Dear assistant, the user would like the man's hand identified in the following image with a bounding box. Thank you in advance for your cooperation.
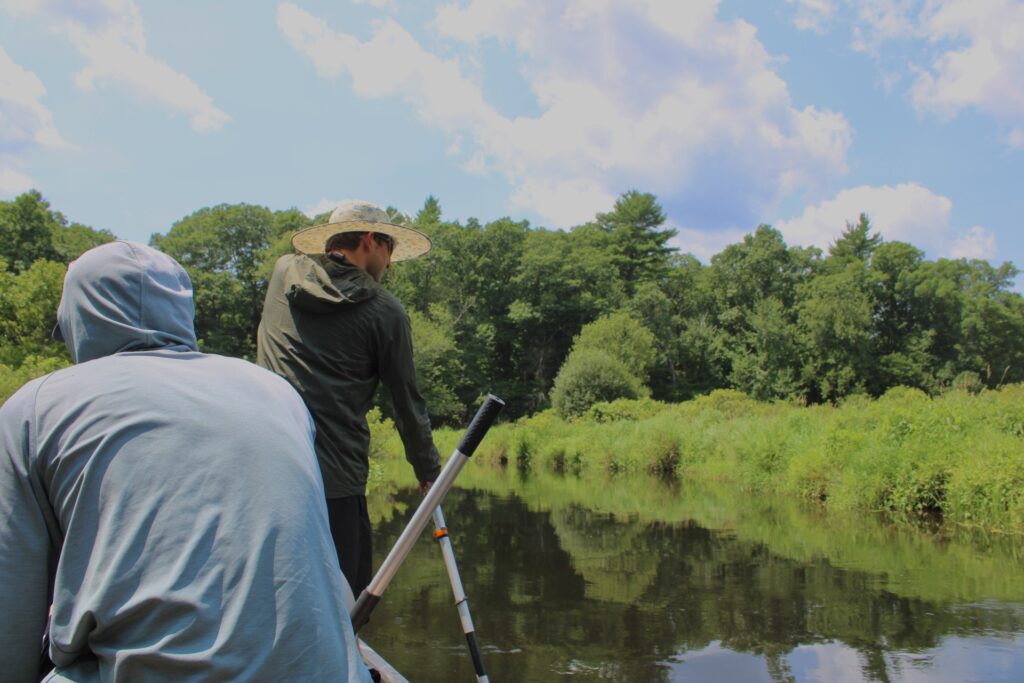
[418,480,433,496]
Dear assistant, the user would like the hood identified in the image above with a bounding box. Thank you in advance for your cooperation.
[282,253,378,314]
[56,240,199,363]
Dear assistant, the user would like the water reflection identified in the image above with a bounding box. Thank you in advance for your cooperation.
[361,479,1024,682]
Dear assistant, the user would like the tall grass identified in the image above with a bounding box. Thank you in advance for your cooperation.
[372,385,1024,534]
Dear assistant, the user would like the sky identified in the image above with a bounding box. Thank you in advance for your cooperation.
[2,0,1024,277]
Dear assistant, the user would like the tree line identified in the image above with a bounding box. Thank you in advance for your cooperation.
[2,189,1022,422]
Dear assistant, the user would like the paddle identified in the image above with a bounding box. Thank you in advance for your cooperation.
[350,394,505,632]
[432,505,489,682]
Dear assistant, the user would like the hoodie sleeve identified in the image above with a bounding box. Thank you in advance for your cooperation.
[0,381,60,683]
[377,302,442,484]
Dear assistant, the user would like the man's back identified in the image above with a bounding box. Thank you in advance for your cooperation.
[257,252,439,498]
[1,349,369,682]
[0,240,370,683]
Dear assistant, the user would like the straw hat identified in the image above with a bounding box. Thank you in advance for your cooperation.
[291,200,431,262]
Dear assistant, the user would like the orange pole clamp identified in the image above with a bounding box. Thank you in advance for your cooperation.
[433,528,449,540]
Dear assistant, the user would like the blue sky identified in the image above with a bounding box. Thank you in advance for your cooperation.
[2,0,1023,277]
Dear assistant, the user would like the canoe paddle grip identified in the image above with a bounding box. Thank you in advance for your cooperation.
[456,394,505,457]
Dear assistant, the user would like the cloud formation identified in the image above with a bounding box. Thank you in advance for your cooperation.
[0,45,70,194]
[278,0,851,229]
[911,0,1024,147]
[789,0,1024,149]
[787,0,837,34]
[775,182,996,260]
[0,0,229,133]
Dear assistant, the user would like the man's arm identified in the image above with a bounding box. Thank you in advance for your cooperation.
[0,383,59,683]
[377,306,442,484]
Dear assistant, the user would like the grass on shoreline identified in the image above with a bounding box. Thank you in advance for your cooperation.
[372,385,1024,534]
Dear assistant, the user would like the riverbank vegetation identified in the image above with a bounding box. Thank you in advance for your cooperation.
[371,386,1024,534]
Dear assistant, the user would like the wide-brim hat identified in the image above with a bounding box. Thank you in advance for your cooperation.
[291,199,431,262]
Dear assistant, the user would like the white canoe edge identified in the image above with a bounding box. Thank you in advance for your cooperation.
[357,639,409,683]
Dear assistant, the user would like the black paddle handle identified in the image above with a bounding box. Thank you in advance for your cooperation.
[456,394,505,457]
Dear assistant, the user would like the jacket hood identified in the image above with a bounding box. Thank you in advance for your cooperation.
[56,241,199,363]
[282,253,378,314]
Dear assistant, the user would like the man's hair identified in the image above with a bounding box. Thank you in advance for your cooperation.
[325,231,366,252]
[325,231,395,253]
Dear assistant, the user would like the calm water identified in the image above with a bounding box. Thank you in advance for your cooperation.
[361,473,1024,682]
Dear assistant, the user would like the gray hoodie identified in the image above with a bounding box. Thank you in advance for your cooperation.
[0,241,370,683]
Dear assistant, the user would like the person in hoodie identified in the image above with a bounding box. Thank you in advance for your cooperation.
[0,241,371,683]
[257,200,441,597]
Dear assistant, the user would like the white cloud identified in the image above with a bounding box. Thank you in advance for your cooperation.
[1007,128,1024,150]
[352,0,397,10]
[851,0,917,50]
[788,0,838,34]
[0,0,229,133]
[0,44,67,197]
[910,0,1024,133]
[303,197,344,218]
[0,45,69,153]
[776,182,995,259]
[809,0,1024,147]
[0,166,34,194]
[670,224,748,263]
[509,177,617,229]
[279,0,851,229]
[948,225,997,260]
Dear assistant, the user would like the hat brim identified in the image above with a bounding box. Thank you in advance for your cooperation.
[291,220,431,262]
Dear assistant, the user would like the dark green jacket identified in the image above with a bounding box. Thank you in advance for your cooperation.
[257,253,441,497]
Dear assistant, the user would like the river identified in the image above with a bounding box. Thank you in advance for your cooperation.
[360,468,1024,682]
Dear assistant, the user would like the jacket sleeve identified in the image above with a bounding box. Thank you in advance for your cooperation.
[377,304,442,484]
[0,382,60,683]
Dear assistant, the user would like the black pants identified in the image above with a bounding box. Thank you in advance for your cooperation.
[325,494,372,597]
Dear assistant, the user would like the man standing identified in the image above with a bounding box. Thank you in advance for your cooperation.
[0,241,371,682]
[257,200,441,597]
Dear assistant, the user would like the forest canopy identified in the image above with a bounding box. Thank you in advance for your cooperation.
[2,189,1023,423]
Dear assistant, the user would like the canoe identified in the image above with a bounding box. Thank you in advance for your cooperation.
[358,639,408,683]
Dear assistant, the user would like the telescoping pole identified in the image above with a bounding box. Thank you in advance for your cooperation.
[432,505,489,682]
[350,394,505,633]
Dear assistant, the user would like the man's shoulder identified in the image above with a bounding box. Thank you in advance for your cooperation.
[370,287,410,321]
[0,373,54,422]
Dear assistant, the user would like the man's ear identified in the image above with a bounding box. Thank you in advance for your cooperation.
[360,232,376,251]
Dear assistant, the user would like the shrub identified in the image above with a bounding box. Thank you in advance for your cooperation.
[688,388,762,419]
[571,310,657,379]
[550,349,647,419]
[586,397,667,423]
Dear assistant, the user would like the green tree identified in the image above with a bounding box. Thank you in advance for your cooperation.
[0,258,69,367]
[0,191,59,271]
[508,225,624,412]
[707,226,818,398]
[50,221,115,263]
[729,297,802,401]
[708,225,818,334]
[868,241,935,392]
[0,191,113,271]
[387,199,532,418]
[797,262,876,402]
[407,308,465,424]
[676,313,730,399]
[152,203,310,357]
[595,190,677,291]
[829,213,882,264]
